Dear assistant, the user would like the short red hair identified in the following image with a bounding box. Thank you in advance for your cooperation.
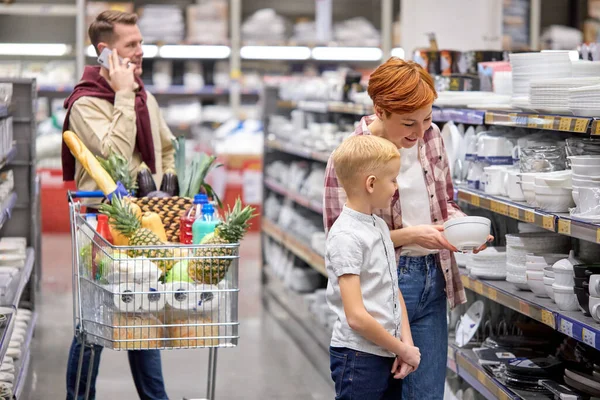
[367,57,437,116]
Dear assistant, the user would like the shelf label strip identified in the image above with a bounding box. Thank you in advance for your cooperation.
[558,219,572,235]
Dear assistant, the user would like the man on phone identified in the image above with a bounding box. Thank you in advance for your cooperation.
[62,10,174,400]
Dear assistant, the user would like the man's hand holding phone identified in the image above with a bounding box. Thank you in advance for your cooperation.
[107,49,135,94]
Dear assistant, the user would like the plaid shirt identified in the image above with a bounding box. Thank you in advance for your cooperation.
[323,115,467,309]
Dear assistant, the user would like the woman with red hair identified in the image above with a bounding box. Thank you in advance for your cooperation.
[324,57,490,399]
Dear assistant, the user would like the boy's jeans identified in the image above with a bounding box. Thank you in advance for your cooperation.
[330,347,403,399]
[398,254,448,400]
[66,335,168,400]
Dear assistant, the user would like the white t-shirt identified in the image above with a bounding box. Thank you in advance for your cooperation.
[398,145,438,256]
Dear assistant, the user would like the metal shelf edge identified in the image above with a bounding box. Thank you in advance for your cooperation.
[0,193,18,232]
[13,311,36,399]
[12,248,35,308]
[261,219,327,277]
[264,178,323,214]
[265,138,331,163]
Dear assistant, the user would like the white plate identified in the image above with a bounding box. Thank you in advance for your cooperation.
[455,300,485,347]
[569,212,600,223]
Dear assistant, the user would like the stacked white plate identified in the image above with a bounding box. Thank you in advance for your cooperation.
[569,84,600,117]
[506,233,571,290]
[571,60,600,77]
[466,247,507,280]
[530,78,600,114]
[510,52,572,109]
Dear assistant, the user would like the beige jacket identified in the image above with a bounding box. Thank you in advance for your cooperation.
[67,90,175,195]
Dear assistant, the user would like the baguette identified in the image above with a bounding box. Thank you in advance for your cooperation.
[63,131,118,195]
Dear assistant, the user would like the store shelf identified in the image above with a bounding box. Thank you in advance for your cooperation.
[264,178,323,214]
[276,99,373,116]
[485,111,592,134]
[461,268,600,353]
[0,105,8,119]
[38,84,261,97]
[0,311,14,377]
[0,3,76,16]
[0,146,16,171]
[457,188,556,232]
[261,218,326,277]
[432,108,485,125]
[265,137,330,163]
[12,249,35,308]
[0,193,17,233]
[450,345,520,400]
[13,311,36,399]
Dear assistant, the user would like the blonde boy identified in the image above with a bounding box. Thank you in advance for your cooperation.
[326,135,420,399]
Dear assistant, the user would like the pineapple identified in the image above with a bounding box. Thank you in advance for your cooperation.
[188,198,255,284]
[96,150,138,195]
[100,196,174,273]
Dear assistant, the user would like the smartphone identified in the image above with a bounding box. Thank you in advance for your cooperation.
[97,48,127,69]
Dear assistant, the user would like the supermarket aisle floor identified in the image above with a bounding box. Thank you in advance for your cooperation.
[29,233,334,400]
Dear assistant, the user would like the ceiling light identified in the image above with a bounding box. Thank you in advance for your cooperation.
[311,47,383,61]
[159,45,230,59]
[391,48,405,59]
[86,44,158,59]
[0,43,71,56]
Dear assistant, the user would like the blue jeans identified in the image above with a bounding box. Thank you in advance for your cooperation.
[66,335,168,400]
[398,254,448,400]
[330,347,403,400]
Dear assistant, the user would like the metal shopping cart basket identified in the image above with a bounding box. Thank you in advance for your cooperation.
[68,191,240,400]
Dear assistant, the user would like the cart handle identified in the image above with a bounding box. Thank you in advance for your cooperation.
[68,190,105,200]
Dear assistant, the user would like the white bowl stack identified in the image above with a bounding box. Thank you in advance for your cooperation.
[552,253,580,312]
[506,233,571,291]
[530,77,600,114]
[509,52,572,109]
[543,266,555,301]
[533,170,574,212]
[568,84,600,117]
[466,247,507,280]
[569,156,600,210]
[526,253,568,297]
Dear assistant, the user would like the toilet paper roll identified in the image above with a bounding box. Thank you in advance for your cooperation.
[112,283,142,313]
[193,284,220,315]
[164,282,199,311]
[140,283,166,312]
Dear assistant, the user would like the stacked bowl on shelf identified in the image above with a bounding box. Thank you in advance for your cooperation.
[569,155,600,221]
[574,263,600,321]
[506,233,570,290]
[552,253,580,312]
[530,78,600,114]
[465,247,507,280]
[568,84,600,117]
[526,253,569,297]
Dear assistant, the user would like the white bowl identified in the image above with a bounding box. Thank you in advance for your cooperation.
[527,275,548,298]
[535,193,575,212]
[571,164,600,176]
[553,267,575,287]
[527,253,570,265]
[526,262,548,271]
[568,155,600,165]
[545,283,555,301]
[543,276,555,286]
[544,266,555,278]
[520,172,539,183]
[523,188,536,206]
[443,217,491,252]
[534,185,572,195]
[552,283,579,311]
[572,177,600,188]
[534,171,572,188]
[573,188,580,206]
[527,270,545,280]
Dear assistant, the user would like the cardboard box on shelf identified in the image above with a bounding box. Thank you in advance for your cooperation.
[186,1,229,44]
[86,2,135,45]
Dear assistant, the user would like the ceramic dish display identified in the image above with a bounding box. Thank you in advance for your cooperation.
[552,284,579,311]
[455,300,484,347]
[444,217,491,252]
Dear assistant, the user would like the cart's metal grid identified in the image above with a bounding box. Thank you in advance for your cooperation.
[68,192,240,400]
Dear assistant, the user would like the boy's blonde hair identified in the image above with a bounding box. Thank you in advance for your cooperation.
[332,135,400,191]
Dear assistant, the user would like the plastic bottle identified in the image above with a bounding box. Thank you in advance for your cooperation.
[192,203,220,244]
[179,194,209,244]
[92,214,113,281]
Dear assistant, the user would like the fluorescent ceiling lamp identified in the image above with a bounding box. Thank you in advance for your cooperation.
[311,46,383,61]
[391,48,405,59]
[86,44,158,58]
[0,43,71,56]
[241,46,311,60]
[159,45,230,59]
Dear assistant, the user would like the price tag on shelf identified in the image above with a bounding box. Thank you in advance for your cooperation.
[575,119,589,133]
[597,228,600,244]
[524,211,535,223]
[490,200,499,213]
[527,115,539,128]
[560,319,574,338]
[519,301,530,315]
[541,310,555,328]
[484,113,494,124]
[473,281,484,295]
[487,288,498,301]
[595,121,600,136]
[583,328,596,347]
[477,370,486,383]
[471,194,480,207]
[498,393,510,400]
[498,203,509,216]
[543,116,555,130]
[509,206,519,220]
[543,215,555,231]
[559,117,573,131]
[558,219,572,235]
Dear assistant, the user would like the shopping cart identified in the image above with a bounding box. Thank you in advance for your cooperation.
[68,191,240,400]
